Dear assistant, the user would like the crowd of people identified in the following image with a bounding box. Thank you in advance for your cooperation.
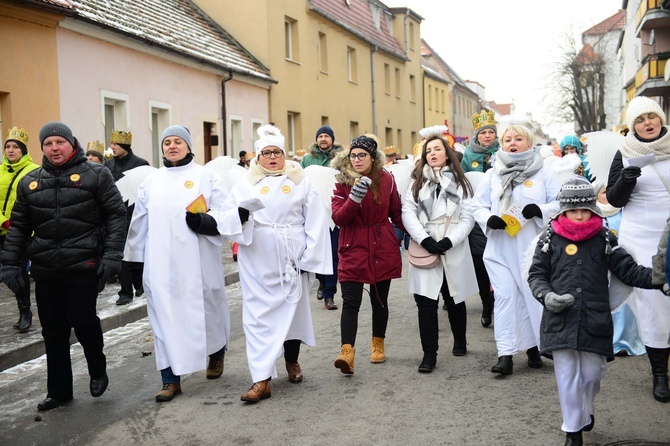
[3,95,670,446]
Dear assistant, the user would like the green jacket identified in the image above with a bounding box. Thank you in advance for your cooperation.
[300,143,344,168]
[0,154,39,236]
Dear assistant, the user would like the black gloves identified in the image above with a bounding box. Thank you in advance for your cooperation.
[238,207,250,224]
[487,215,507,230]
[185,212,220,236]
[1,265,25,295]
[437,237,453,252]
[420,237,444,254]
[97,257,121,293]
[521,204,542,219]
[621,166,642,183]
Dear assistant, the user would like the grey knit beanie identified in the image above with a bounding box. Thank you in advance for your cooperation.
[161,125,192,152]
[554,175,603,218]
[39,121,75,149]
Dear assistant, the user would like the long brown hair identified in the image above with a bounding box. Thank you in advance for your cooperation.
[410,135,473,202]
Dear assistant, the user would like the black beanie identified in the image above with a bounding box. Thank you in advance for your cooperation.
[350,135,377,159]
[315,125,335,142]
[39,121,75,149]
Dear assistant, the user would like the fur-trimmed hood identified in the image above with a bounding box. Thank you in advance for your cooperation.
[330,147,386,186]
[309,143,344,159]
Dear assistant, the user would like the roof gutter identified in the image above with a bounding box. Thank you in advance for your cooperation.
[371,45,378,136]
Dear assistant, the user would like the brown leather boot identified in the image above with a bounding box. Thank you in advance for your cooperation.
[334,344,355,374]
[240,379,271,402]
[206,356,224,379]
[371,336,386,363]
[286,361,303,383]
[155,383,181,402]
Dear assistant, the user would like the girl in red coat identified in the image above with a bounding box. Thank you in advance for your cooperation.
[331,135,405,374]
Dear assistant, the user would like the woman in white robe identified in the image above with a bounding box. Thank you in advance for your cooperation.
[124,125,241,402]
[402,132,478,373]
[471,124,559,375]
[223,125,332,403]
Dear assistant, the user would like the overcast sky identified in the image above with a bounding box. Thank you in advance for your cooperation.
[383,0,623,138]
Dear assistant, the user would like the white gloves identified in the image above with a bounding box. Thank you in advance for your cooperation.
[544,292,575,313]
[349,176,372,203]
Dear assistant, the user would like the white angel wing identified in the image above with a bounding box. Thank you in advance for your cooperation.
[464,171,485,196]
[387,160,414,203]
[582,131,624,186]
[303,165,338,229]
[204,156,248,193]
[521,232,542,286]
[544,153,582,186]
[115,165,158,206]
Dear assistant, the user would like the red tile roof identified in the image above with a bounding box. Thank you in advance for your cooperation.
[575,43,601,65]
[583,10,625,36]
[308,0,407,60]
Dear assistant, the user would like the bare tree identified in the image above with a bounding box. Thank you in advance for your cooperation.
[552,33,607,133]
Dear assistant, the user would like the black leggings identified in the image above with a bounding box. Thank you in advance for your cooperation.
[284,339,301,363]
[340,280,391,346]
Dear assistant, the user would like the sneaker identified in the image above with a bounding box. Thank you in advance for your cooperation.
[316,283,325,300]
[324,298,338,310]
[115,296,133,306]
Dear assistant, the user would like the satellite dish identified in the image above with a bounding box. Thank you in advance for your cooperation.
[665,65,670,82]
[649,30,655,46]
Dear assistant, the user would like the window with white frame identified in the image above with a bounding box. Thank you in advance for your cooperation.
[149,100,171,166]
[285,17,299,62]
[347,47,357,83]
[286,112,301,154]
[230,116,243,154]
[319,32,328,73]
[101,90,129,149]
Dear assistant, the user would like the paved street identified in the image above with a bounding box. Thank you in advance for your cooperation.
[0,250,669,445]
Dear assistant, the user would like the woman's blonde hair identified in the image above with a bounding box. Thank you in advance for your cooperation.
[499,124,534,147]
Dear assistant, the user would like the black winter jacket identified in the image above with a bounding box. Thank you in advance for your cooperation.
[528,228,655,359]
[1,144,127,280]
[104,149,150,182]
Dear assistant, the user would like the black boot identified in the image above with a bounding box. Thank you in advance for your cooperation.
[646,346,670,403]
[480,289,494,328]
[444,294,467,356]
[491,355,513,375]
[14,290,32,333]
[564,430,583,446]
[415,294,438,372]
[527,346,543,368]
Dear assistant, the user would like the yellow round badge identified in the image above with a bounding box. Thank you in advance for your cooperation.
[611,229,618,237]
[29,181,38,190]
[523,180,533,188]
[472,161,479,168]
[282,185,291,194]
[184,181,194,189]
[70,174,80,182]
[565,244,578,255]
[260,186,270,194]
[507,217,519,228]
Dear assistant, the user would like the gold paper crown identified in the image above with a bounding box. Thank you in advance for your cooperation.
[471,110,497,132]
[295,148,307,157]
[87,140,104,152]
[110,130,132,145]
[412,142,422,160]
[384,145,397,155]
[6,127,29,146]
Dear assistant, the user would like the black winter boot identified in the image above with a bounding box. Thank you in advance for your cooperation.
[14,291,32,333]
[415,294,438,372]
[646,346,670,403]
[564,430,583,446]
[444,294,467,356]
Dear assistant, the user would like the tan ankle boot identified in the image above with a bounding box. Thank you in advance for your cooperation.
[155,383,181,402]
[240,378,271,402]
[371,336,386,363]
[206,356,224,379]
[285,361,303,383]
[334,344,355,374]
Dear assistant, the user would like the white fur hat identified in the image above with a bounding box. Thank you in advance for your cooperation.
[254,124,285,156]
[625,96,666,131]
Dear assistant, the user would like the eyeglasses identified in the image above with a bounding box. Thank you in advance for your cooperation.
[260,149,284,158]
[349,152,369,161]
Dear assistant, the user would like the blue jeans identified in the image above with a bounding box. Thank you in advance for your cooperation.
[316,227,340,299]
[160,345,226,384]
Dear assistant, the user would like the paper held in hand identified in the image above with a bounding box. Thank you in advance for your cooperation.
[501,203,528,237]
[186,194,208,213]
[623,153,657,168]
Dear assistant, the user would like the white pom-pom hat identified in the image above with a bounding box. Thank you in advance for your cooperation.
[254,124,285,156]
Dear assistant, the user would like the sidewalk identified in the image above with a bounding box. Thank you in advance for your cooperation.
[0,244,239,372]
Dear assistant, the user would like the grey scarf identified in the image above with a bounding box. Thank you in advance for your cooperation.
[493,148,543,211]
[418,165,461,221]
[469,137,500,155]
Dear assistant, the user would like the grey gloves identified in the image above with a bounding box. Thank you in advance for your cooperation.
[544,292,575,313]
[350,176,372,203]
[98,257,122,293]
[1,265,25,295]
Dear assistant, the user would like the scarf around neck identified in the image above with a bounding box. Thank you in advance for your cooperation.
[469,138,500,154]
[417,164,461,221]
[493,148,543,211]
[247,158,305,186]
[619,126,670,161]
[552,214,603,242]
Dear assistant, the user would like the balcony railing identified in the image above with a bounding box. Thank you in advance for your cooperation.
[636,0,670,32]
[634,52,670,96]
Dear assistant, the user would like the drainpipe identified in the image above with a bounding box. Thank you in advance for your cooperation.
[221,71,233,156]
[370,46,378,135]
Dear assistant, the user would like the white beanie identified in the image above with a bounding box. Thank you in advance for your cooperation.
[254,124,285,156]
[625,96,666,131]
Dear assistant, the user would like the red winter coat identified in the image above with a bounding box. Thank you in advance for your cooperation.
[331,149,405,284]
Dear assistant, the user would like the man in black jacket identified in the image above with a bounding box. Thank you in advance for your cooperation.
[0,121,126,411]
[105,130,149,305]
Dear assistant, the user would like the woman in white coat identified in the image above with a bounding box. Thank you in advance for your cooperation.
[124,125,241,402]
[222,125,332,403]
[471,123,560,375]
[402,133,478,372]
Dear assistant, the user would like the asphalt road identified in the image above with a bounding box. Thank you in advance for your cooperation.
[0,257,669,446]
